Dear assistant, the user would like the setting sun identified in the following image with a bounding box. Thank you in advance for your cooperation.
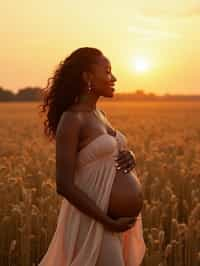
[132,56,151,73]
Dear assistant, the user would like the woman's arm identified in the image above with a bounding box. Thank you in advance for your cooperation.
[57,181,113,226]
[56,111,113,226]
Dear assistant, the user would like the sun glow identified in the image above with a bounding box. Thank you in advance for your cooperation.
[132,56,151,73]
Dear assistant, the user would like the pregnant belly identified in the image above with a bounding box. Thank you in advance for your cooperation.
[107,169,144,219]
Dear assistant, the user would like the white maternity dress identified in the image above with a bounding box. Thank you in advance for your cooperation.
[38,129,146,266]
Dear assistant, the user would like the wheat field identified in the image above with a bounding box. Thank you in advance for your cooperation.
[1,101,200,266]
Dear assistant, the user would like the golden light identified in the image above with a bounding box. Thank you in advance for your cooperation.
[132,56,151,73]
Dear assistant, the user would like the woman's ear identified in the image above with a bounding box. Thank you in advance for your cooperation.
[82,71,94,84]
[82,71,90,84]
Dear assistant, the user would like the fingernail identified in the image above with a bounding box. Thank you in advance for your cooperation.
[117,166,121,170]
[124,169,128,173]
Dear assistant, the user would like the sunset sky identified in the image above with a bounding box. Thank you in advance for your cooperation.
[1,1,200,95]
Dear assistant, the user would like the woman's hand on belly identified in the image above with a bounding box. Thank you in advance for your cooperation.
[115,149,136,174]
[104,216,137,233]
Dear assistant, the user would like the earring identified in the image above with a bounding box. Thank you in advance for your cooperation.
[88,81,92,93]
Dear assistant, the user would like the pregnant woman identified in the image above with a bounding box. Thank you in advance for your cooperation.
[38,47,146,266]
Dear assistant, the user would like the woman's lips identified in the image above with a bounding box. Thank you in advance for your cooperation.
[109,84,115,91]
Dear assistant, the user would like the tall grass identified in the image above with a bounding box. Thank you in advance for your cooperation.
[0,101,200,266]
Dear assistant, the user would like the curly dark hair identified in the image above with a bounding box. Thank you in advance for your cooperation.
[39,47,103,142]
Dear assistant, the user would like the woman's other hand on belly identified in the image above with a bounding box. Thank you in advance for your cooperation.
[114,149,136,174]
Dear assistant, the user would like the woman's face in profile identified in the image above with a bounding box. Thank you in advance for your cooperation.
[90,55,117,97]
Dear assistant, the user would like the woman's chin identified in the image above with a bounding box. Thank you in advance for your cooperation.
[102,89,115,97]
[109,89,115,96]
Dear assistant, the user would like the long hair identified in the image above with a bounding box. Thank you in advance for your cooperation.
[39,47,103,142]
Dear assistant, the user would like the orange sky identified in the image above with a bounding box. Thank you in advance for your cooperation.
[1,1,200,95]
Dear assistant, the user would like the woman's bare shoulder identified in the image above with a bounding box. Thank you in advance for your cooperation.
[56,110,83,137]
